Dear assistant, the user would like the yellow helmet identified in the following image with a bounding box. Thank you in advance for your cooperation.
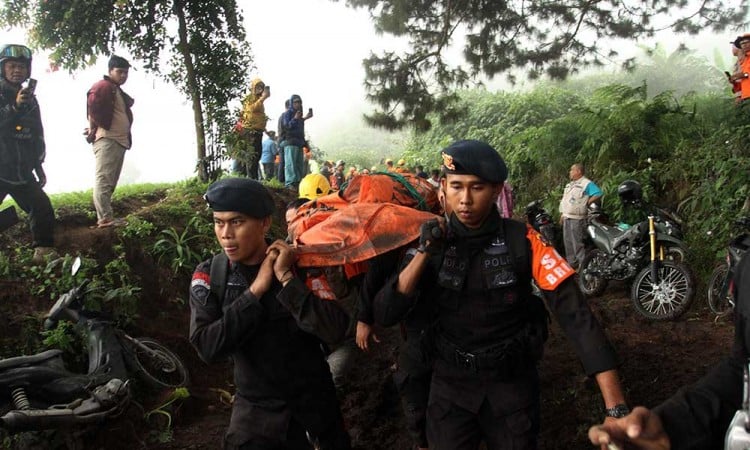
[299,173,332,200]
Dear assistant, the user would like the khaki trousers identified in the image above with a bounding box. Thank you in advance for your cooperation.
[92,138,127,222]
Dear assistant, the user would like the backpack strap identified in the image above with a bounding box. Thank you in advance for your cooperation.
[500,218,531,281]
[209,253,229,300]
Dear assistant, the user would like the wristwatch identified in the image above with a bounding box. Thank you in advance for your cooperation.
[605,403,630,418]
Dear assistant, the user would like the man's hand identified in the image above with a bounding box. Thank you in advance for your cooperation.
[268,240,296,283]
[356,321,380,351]
[418,218,445,254]
[15,87,32,108]
[248,249,278,298]
[588,407,670,450]
[730,71,748,83]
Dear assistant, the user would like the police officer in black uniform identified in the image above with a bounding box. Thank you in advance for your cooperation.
[589,250,750,450]
[189,178,351,450]
[373,140,627,450]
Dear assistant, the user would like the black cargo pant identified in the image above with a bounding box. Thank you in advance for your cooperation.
[426,366,540,450]
[224,417,350,450]
[393,328,432,448]
[0,180,54,247]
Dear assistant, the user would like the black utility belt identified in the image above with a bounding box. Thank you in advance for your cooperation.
[435,333,527,373]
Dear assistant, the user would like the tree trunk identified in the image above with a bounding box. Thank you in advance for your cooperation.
[173,0,208,181]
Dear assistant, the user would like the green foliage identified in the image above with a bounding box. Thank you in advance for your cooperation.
[223,127,257,167]
[24,255,97,298]
[41,320,82,361]
[404,51,750,277]
[343,0,748,129]
[0,0,254,180]
[119,216,157,240]
[152,215,210,274]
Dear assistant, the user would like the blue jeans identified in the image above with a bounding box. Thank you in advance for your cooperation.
[284,145,304,188]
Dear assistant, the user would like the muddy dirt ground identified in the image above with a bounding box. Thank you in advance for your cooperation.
[0,206,735,450]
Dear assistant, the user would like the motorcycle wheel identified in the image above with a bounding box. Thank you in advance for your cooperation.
[131,337,189,389]
[578,250,609,297]
[707,263,734,315]
[661,245,686,264]
[631,261,694,321]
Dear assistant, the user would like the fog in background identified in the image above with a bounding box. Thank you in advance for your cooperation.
[3,0,745,194]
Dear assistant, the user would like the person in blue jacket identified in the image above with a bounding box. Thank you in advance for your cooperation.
[281,94,312,189]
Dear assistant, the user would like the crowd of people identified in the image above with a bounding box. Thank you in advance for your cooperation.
[190,139,633,450]
[4,33,750,449]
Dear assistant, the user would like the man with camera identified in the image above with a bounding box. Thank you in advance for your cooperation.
[0,43,55,263]
[238,78,271,179]
[281,94,313,189]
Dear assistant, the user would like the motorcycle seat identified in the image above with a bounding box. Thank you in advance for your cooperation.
[0,349,63,371]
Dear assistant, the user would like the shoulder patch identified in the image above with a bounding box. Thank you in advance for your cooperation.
[526,227,574,291]
[191,271,211,305]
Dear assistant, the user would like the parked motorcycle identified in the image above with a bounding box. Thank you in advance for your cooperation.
[0,257,189,436]
[525,199,557,245]
[706,217,750,315]
[577,180,694,320]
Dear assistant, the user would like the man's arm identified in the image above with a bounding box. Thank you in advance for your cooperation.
[188,262,265,364]
[543,278,625,409]
[87,80,114,129]
[269,240,350,345]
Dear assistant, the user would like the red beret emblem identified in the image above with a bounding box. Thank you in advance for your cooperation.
[441,152,455,170]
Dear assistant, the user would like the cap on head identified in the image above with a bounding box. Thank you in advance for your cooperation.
[397,159,406,166]
[298,173,332,200]
[108,55,130,71]
[335,160,345,168]
[385,158,393,165]
[204,178,275,218]
[440,139,507,184]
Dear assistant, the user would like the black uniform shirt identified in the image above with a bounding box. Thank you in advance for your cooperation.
[188,258,349,444]
[373,218,618,413]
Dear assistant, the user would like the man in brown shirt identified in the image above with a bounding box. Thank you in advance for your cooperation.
[86,55,133,228]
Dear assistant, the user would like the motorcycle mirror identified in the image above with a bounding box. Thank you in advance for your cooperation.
[71,257,81,276]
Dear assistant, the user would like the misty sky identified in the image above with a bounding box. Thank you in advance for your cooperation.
[3,0,746,194]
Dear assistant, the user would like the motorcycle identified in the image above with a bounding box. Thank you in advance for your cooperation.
[577,204,694,320]
[706,217,750,315]
[0,257,189,437]
[524,199,557,245]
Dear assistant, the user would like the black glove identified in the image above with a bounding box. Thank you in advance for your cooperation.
[418,219,444,254]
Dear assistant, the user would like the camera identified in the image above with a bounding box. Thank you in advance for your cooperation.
[25,78,37,95]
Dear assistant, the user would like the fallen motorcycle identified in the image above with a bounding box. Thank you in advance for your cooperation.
[0,257,189,436]
[577,180,694,320]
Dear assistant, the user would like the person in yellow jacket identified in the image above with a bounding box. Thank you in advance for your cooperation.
[237,78,270,179]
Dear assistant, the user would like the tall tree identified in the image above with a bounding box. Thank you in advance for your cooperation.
[343,0,749,131]
[0,0,253,181]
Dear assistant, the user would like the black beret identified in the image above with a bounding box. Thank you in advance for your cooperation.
[440,140,507,183]
[204,178,275,218]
